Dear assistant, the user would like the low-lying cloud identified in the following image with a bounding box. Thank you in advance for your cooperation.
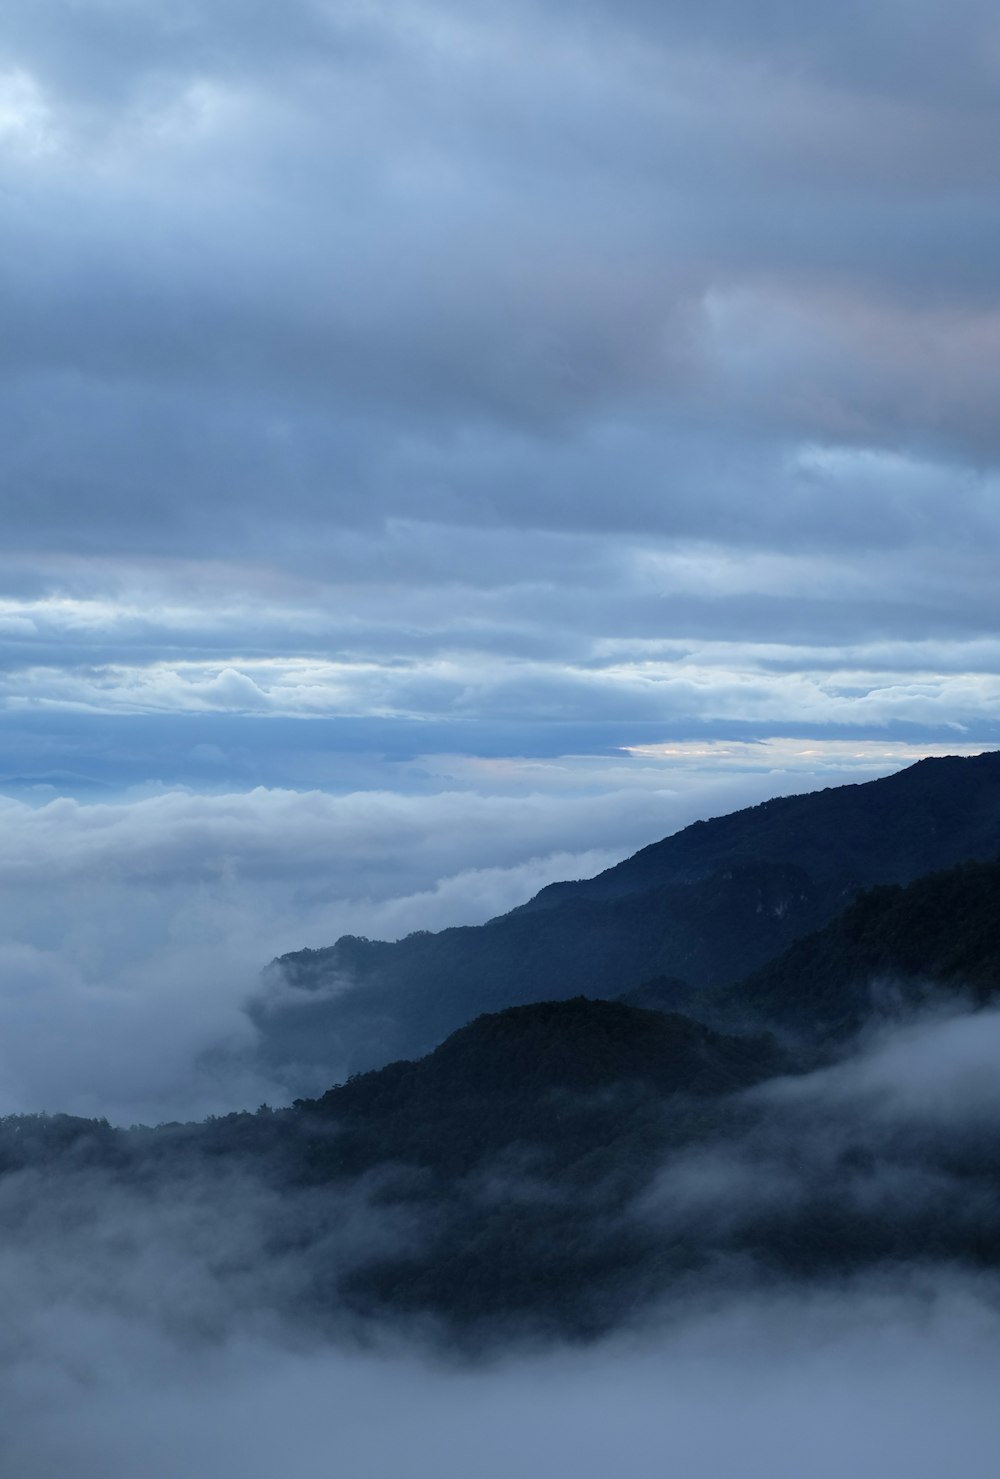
[0,788,687,1118]
[0,786,636,1121]
[640,1005,1000,1258]
[2,1174,998,1479]
[767,1003,1000,1127]
[2,986,1000,1475]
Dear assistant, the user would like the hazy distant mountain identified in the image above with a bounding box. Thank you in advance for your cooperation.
[252,751,1000,1088]
[252,859,836,1091]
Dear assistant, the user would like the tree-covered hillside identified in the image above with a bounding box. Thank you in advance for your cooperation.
[726,856,1000,1041]
[253,751,1000,1088]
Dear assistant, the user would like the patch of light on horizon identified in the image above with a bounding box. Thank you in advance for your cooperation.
[622,738,991,773]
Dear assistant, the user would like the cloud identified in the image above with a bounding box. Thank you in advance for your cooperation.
[1,9,998,1470]
[0,0,999,750]
[1,902,999,1476]
[1,0,998,502]
[766,1005,1000,1129]
[2,1217,999,1479]
[635,1005,1000,1266]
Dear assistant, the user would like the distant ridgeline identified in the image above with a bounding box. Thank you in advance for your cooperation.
[251,750,1000,1090]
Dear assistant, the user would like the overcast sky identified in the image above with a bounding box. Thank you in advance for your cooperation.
[1,0,999,801]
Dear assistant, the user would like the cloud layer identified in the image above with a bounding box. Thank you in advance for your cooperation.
[6,1273,1000,1479]
[1,0,999,750]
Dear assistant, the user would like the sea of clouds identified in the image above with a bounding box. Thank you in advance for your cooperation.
[0,751,920,1124]
[5,1272,1000,1479]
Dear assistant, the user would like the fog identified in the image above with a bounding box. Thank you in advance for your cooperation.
[767,1003,1000,1128]
[0,760,996,1479]
[0,784,644,1121]
[4,1252,999,1479]
[635,1003,1000,1249]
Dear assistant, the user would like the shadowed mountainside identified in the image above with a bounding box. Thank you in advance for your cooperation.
[725,854,1000,1042]
[0,997,790,1337]
[251,751,1000,1088]
[291,996,787,1181]
[521,749,1000,908]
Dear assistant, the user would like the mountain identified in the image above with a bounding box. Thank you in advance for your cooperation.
[0,998,789,1338]
[252,860,836,1091]
[725,855,1000,1042]
[521,749,1000,908]
[251,751,1000,1088]
[291,997,787,1181]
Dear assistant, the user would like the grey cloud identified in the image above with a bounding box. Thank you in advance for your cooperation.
[3,1202,1000,1479]
[765,1005,1000,1129]
[629,1005,1000,1289]
[0,0,383,103]
[566,0,1000,110]
[1,0,999,760]
[2,0,998,467]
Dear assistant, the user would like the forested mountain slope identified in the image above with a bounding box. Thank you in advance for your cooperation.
[522,749,1000,909]
[725,855,1000,1042]
[252,752,1000,1088]
[253,860,836,1089]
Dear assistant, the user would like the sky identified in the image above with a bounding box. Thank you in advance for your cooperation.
[2,0,1000,789]
[2,0,1000,1121]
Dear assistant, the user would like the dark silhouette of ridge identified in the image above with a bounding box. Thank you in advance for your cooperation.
[521,750,1000,908]
[725,854,1000,1041]
[251,751,1000,1089]
[294,996,785,1174]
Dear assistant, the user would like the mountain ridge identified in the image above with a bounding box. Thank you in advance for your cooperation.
[520,750,1000,909]
[252,751,1000,1088]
